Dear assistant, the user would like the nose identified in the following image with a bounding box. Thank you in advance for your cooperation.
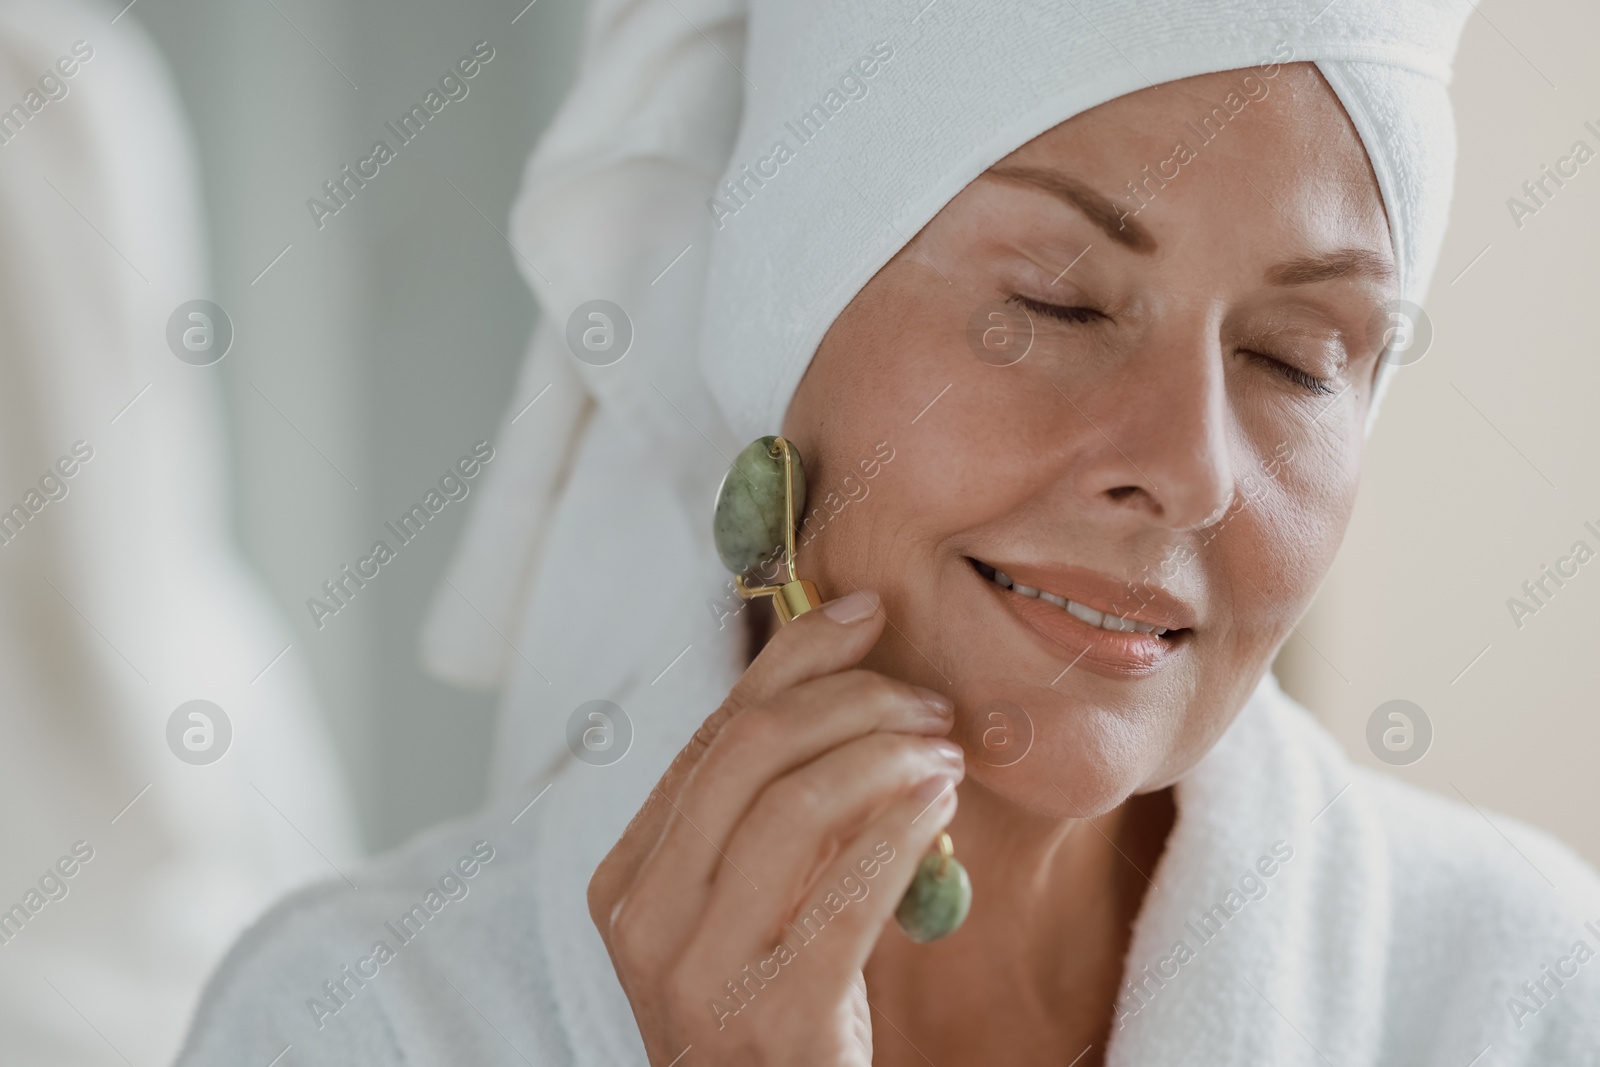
[1063,312,1235,532]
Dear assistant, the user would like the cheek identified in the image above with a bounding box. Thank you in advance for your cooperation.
[786,288,995,562]
[1228,432,1362,618]
[1162,439,1359,783]
[789,341,1066,612]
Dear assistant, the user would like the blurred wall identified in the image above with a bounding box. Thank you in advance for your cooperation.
[1277,0,1600,868]
[132,0,583,851]
[0,2,366,1061]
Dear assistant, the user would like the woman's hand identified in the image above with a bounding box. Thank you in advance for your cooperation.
[588,589,963,1065]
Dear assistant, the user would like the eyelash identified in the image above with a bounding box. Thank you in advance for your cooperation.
[1243,352,1336,396]
[1009,294,1337,397]
[1009,294,1104,325]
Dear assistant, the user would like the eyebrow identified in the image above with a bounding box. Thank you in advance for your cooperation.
[983,164,1157,253]
[983,163,1396,287]
[1266,247,1396,287]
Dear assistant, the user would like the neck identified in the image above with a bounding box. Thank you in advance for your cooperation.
[948,774,1173,983]
[865,774,1174,1063]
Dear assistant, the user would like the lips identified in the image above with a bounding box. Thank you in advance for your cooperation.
[968,556,1196,678]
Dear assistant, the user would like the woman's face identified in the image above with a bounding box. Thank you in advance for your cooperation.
[782,63,1397,817]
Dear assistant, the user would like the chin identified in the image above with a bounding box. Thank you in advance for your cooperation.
[860,560,1192,820]
[949,677,1175,819]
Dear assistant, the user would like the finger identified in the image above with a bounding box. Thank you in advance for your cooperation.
[732,589,895,710]
[690,732,963,968]
[590,592,904,940]
[712,776,961,1027]
[776,775,960,983]
[660,589,893,800]
[605,670,955,973]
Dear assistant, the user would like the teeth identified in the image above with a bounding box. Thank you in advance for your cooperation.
[980,563,1173,637]
[1065,599,1103,628]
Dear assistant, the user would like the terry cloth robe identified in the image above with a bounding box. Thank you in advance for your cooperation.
[174,669,1600,1065]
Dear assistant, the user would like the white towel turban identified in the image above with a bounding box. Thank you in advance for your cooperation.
[422,0,1471,792]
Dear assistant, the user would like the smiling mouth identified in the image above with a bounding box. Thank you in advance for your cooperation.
[968,558,1191,640]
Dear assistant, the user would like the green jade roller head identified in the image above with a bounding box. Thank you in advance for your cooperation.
[713,435,821,622]
[895,831,972,943]
[713,435,972,942]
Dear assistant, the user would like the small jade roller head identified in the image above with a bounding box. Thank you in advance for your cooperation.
[894,831,972,943]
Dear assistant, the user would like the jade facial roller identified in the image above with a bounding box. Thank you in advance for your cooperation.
[713,436,973,943]
[712,435,822,621]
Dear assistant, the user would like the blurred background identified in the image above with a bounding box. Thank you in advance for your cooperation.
[0,0,582,1062]
[0,0,1593,1063]
[1275,0,1600,882]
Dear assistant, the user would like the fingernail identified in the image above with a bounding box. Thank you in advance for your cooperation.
[822,590,879,624]
[911,774,957,805]
[930,739,964,766]
[913,686,954,718]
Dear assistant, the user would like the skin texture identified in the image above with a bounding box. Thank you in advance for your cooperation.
[589,63,1397,1065]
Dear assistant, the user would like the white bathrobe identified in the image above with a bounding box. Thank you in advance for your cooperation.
[174,664,1600,1065]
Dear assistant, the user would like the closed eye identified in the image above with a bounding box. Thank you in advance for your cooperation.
[1008,294,1106,325]
[1008,294,1337,398]
[1244,351,1337,397]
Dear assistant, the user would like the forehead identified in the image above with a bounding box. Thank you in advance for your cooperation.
[993,63,1392,259]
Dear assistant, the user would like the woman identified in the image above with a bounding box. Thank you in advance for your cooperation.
[179,0,1600,1063]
